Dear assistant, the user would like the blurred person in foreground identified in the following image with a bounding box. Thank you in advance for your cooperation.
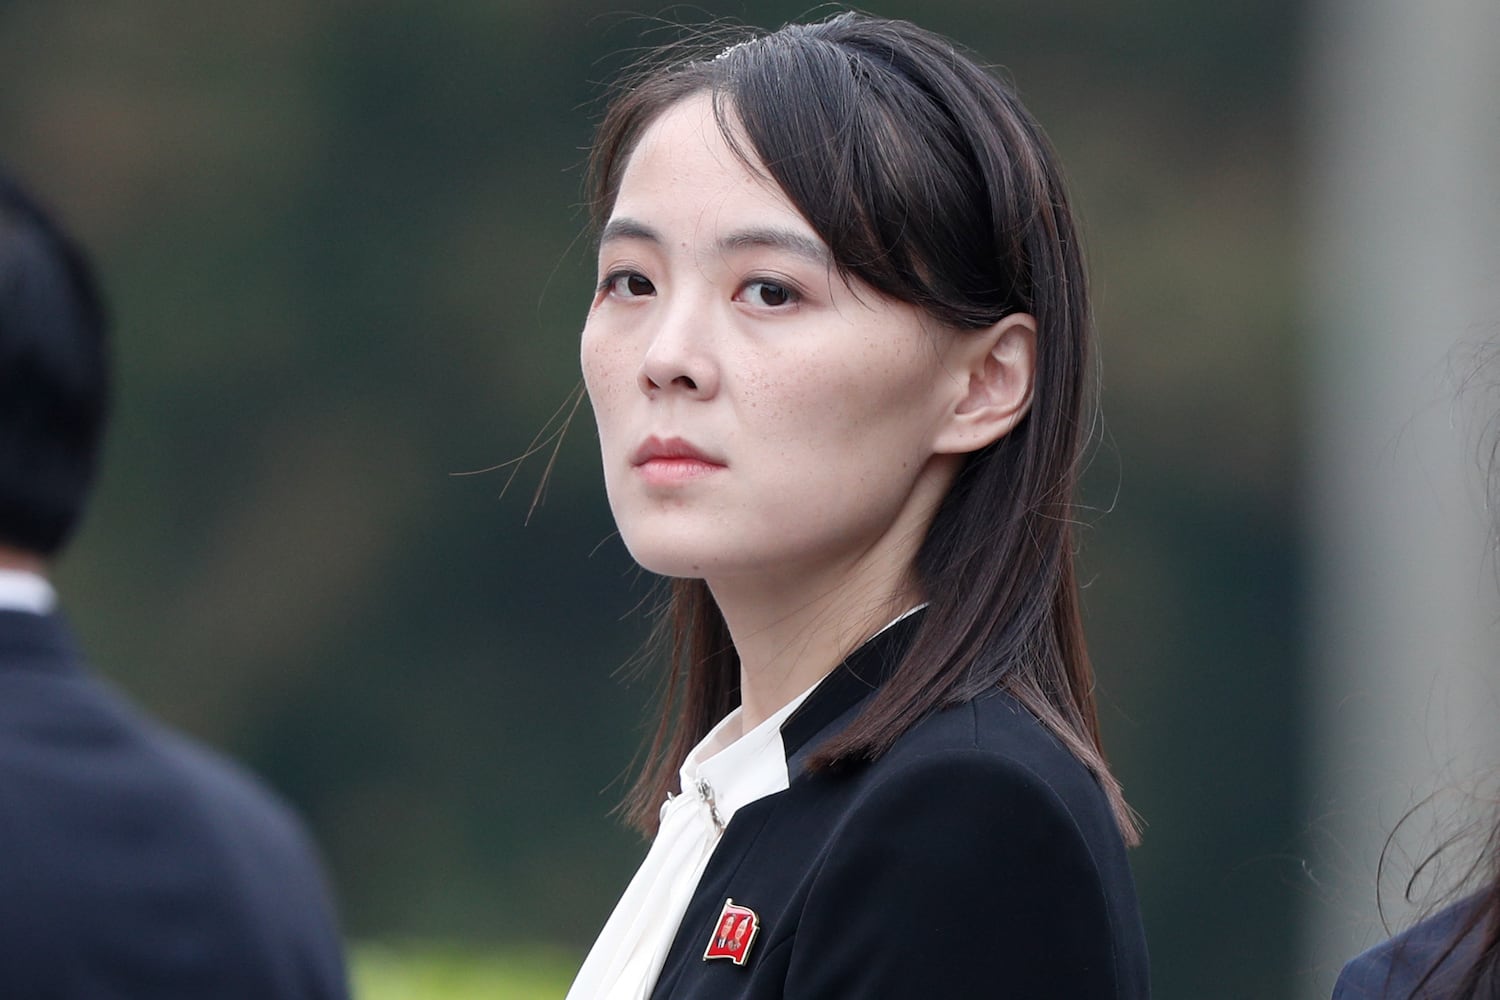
[0,169,350,999]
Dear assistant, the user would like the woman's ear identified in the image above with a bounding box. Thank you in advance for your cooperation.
[933,312,1036,455]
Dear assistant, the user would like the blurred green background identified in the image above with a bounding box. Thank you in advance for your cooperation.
[2,2,1307,997]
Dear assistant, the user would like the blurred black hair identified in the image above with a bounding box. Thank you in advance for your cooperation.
[0,169,109,557]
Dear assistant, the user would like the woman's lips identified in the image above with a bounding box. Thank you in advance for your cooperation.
[631,436,725,483]
[636,457,722,482]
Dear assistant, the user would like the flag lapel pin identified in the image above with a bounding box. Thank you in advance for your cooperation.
[703,898,760,966]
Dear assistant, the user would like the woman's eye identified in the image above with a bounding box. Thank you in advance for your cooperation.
[742,280,796,308]
[603,272,655,298]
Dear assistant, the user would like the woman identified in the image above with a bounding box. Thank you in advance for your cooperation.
[566,12,1149,999]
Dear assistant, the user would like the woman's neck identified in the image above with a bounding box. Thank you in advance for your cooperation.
[0,546,47,575]
[710,562,921,731]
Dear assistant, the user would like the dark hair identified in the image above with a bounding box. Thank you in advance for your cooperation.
[0,170,109,557]
[588,12,1137,843]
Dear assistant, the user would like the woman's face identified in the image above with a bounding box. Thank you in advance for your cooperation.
[581,93,973,590]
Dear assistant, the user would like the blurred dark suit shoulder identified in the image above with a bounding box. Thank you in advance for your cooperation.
[0,609,350,999]
[1333,898,1486,999]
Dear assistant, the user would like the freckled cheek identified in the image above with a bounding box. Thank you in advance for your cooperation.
[580,335,633,408]
[776,366,910,441]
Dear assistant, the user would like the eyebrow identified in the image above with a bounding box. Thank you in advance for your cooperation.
[717,226,831,267]
[598,217,661,249]
[599,217,832,268]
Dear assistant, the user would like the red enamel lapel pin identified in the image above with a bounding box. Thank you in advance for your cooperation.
[703,898,759,965]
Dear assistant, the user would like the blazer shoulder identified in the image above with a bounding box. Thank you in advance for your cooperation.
[134,716,352,989]
[6,656,329,883]
[785,693,1148,998]
[876,689,1121,837]
[0,652,350,999]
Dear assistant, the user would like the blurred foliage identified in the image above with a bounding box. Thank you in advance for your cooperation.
[1,1,1306,997]
[352,943,575,1000]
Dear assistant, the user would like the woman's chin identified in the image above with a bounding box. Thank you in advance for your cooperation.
[620,542,713,581]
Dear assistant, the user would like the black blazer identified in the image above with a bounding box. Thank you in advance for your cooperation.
[648,613,1150,999]
[1333,898,1487,999]
[0,609,349,999]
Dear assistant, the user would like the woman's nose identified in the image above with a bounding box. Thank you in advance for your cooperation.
[638,300,719,399]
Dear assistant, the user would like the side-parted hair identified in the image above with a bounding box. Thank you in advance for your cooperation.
[588,12,1137,843]
[0,170,109,557]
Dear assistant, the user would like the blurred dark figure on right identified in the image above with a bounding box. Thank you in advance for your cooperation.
[1336,885,1499,999]
[0,169,350,998]
[1333,424,1500,997]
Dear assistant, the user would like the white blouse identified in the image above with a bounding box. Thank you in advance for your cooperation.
[563,685,815,1000]
[565,606,924,1000]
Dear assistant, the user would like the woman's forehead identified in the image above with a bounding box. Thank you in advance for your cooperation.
[621,94,756,195]
[608,94,823,249]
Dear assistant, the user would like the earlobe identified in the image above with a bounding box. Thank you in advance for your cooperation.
[935,313,1037,455]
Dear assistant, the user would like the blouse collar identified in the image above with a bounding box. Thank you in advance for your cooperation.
[678,604,928,827]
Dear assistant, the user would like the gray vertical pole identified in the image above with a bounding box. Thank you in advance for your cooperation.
[1303,1,1500,996]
